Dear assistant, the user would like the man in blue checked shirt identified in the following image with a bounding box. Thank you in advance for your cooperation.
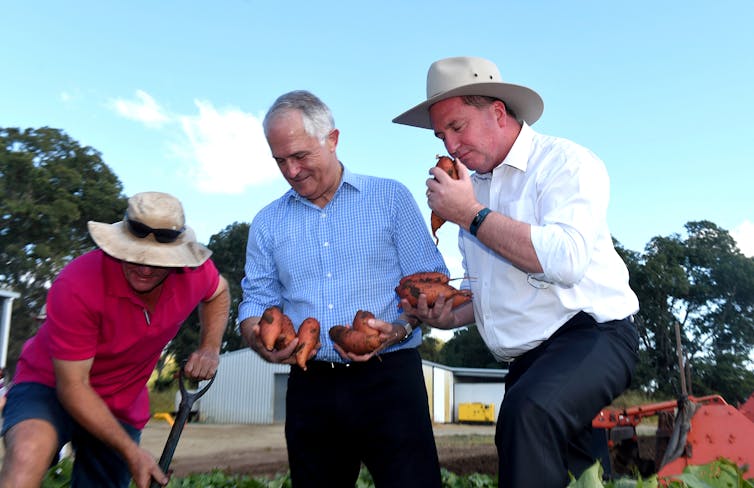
[238,90,447,488]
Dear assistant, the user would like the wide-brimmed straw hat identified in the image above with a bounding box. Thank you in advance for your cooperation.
[88,191,212,268]
[393,56,544,129]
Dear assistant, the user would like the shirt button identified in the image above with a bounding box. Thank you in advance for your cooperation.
[326,272,332,278]
[323,242,329,247]
[328,304,334,309]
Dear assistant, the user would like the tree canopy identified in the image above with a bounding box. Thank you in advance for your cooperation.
[623,221,754,403]
[1,127,126,371]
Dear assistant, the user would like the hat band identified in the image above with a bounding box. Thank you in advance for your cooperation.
[126,217,185,244]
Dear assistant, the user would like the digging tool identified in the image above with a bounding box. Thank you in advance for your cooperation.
[149,367,215,487]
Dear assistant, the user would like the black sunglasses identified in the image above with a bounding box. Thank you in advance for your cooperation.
[125,216,185,243]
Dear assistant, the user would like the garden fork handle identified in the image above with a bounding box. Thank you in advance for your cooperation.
[150,367,215,487]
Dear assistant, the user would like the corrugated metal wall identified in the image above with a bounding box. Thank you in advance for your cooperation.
[198,348,289,424]
[199,350,506,425]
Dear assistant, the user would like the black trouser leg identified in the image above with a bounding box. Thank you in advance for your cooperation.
[496,313,638,488]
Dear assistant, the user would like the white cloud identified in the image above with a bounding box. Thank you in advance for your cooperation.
[731,220,754,257]
[177,100,278,194]
[110,90,170,128]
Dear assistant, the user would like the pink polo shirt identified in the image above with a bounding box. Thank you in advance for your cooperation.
[13,249,220,429]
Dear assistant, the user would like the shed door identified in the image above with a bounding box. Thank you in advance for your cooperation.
[273,372,288,423]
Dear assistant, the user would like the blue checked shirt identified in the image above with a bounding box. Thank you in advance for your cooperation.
[239,166,448,362]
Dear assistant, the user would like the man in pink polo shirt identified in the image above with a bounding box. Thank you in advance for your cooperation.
[0,191,230,488]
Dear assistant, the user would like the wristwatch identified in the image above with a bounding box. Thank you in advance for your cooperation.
[470,207,492,236]
[401,322,414,341]
[394,319,414,342]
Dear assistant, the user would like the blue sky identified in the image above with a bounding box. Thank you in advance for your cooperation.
[4,0,753,285]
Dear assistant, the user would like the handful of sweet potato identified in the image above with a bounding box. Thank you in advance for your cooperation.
[430,155,459,244]
[258,306,321,370]
[328,310,383,355]
[395,271,472,308]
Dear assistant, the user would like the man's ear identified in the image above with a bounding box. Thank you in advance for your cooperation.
[326,128,339,152]
[492,100,508,127]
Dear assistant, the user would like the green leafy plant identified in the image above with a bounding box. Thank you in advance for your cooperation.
[40,458,752,488]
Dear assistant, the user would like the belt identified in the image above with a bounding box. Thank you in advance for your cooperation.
[307,360,354,371]
[301,348,414,374]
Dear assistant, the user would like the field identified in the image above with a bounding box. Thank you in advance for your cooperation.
[138,420,498,479]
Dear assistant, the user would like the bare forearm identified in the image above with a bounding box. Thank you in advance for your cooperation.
[197,276,230,353]
[56,382,140,461]
[469,211,542,273]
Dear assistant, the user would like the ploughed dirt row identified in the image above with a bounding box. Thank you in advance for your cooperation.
[0,419,661,479]
[138,421,498,478]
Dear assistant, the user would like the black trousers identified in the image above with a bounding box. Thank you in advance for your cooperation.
[286,348,442,488]
[496,312,639,488]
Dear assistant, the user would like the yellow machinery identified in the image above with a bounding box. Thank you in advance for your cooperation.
[458,402,495,424]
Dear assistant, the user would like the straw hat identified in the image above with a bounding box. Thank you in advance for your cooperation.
[393,56,544,129]
[88,192,211,268]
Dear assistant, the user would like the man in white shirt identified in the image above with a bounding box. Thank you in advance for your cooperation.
[394,56,640,487]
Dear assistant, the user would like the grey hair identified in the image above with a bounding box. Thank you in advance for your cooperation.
[263,90,335,144]
[461,95,521,123]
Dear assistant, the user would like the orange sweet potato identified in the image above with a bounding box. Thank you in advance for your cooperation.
[329,325,382,355]
[295,317,321,370]
[275,314,297,350]
[258,306,284,351]
[329,309,386,355]
[351,310,378,336]
[398,271,450,288]
[430,155,459,244]
[395,273,472,309]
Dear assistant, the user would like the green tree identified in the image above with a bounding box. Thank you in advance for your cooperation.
[1,127,126,372]
[629,221,754,403]
[418,329,444,363]
[438,325,504,369]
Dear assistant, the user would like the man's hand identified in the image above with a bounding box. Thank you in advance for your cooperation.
[333,317,406,362]
[400,289,477,332]
[427,159,481,229]
[184,347,220,380]
[240,318,300,365]
[126,446,168,488]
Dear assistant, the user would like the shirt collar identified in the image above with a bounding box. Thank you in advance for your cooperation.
[284,163,362,205]
[471,122,534,183]
[102,251,132,298]
[498,121,534,173]
[101,250,176,302]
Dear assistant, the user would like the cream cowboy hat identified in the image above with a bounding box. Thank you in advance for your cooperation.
[393,56,544,129]
[87,191,212,268]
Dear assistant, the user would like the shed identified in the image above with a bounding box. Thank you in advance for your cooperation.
[198,349,507,424]
[0,289,21,369]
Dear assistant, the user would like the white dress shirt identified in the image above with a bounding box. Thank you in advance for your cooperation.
[460,123,639,362]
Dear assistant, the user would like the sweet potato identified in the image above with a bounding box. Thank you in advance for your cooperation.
[258,306,284,351]
[396,281,472,308]
[351,310,378,336]
[275,314,297,350]
[395,273,472,308]
[329,325,382,355]
[295,317,321,370]
[398,271,450,287]
[430,155,459,244]
[329,309,386,355]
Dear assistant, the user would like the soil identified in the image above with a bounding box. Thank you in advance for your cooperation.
[138,420,498,479]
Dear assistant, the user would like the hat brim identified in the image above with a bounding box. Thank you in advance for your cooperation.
[88,221,212,268]
[392,82,544,129]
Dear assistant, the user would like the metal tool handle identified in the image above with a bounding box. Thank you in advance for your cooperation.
[150,366,215,487]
